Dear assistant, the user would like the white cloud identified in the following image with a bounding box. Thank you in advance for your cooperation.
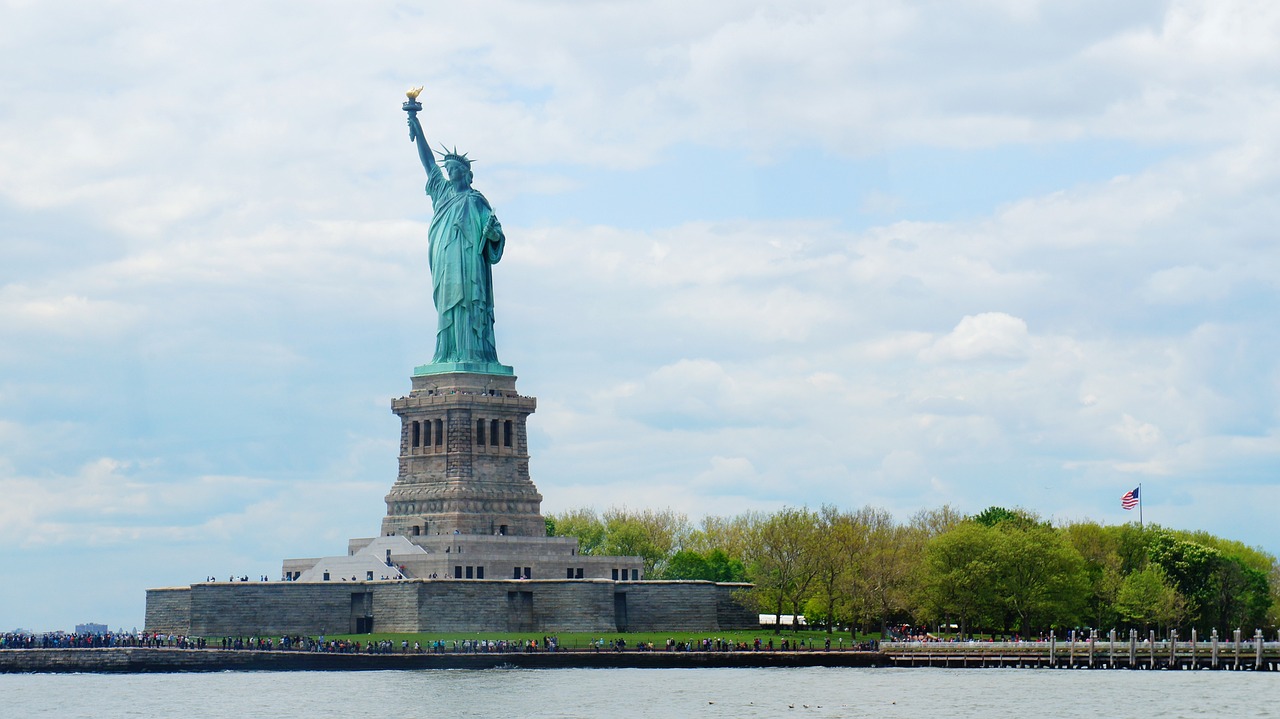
[922,312,1031,362]
[1113,413,1164,448]
[0,290,141,338]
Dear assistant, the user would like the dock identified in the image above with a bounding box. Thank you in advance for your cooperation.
[882,629,1280,670]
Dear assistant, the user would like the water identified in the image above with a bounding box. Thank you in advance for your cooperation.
[2,667,1277,718]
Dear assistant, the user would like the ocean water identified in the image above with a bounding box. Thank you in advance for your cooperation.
[2,666,1277,718]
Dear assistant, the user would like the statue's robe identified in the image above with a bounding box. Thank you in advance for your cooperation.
[425,169,504,364]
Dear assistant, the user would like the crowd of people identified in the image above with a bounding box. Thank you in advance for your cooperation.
[1,632,202,649]
[666,636,876,652]
[2,631,886,653]
[208,636,577,653]
[884,623,1108,643]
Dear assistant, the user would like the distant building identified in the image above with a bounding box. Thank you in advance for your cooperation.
[144,139,754,635]
[759,614,807,627]
[145,371,754,635]
[75,622,108,635]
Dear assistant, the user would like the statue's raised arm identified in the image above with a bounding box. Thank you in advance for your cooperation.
[409,115,437,174]
[404,87,442,183]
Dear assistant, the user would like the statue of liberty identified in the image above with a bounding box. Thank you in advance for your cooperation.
[403,88,511,376]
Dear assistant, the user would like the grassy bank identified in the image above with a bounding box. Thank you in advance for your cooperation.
[314,629,874,649]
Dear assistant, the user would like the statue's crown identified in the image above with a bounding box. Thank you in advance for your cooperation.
[440,146,473,169]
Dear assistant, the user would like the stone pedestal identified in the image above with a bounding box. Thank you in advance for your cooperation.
[381,372,544,539]
[283,368,642,583]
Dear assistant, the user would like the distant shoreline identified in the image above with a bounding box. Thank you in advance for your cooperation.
[0,648,887,674]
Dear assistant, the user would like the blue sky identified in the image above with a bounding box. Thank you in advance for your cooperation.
[3,0,1280,631]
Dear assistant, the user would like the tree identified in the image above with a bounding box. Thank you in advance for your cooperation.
[686,512,763,560]
[989,523,1086,637]
[1212,557,1270,630]
[909,504,964,538]
[546,508,606,555]
[660,547,748,582]
[549,506,691,576]
[600,518,662,573]
[704,548,747,583]
[661,549,711,580]
[600,507,690,576]
[1268,562,1280,630]
[1112,522,1156,574]
[1147,530,1222,631]
[1180,531,1275,630]
[857,511,920,636]
[747,507,818,633]
[807,505,861,633]
[972,506,1035,529]
[1116,564,1185,631]
[1062,521,1125,630]
[920,521,997,637]
[561,503,1275,637]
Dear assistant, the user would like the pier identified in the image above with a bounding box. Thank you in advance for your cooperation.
[882,629,1280,670]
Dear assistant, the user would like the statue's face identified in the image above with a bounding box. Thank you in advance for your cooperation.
[445,162,471,190]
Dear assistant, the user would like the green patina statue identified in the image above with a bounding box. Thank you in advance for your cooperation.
[403,87,512,376]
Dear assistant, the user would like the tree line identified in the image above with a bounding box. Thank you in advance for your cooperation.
[544,505,1278,637]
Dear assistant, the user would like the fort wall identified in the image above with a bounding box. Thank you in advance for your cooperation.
[145,579,754,636]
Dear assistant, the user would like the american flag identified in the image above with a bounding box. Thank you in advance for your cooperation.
[1121,486,1140,510]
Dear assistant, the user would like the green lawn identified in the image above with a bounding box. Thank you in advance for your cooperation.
[310,629,876,650]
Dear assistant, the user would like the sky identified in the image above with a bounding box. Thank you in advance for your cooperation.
[2,0,1280,632]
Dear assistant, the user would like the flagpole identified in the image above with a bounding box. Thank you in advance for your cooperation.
[1139,482,1143,529]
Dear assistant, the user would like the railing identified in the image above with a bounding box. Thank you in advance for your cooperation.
[881,634,1280,670]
